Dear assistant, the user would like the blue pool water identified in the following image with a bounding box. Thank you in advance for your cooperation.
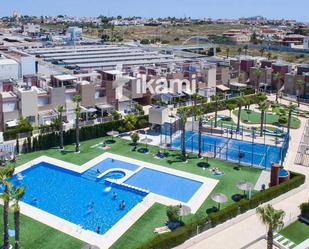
[12,162,145,234]
[125,168,203,202]
[172,131,282,169]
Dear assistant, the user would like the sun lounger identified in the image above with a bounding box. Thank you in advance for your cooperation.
[154,226,171,234]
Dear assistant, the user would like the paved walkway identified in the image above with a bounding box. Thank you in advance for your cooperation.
[179,186,309,249]
[179,95,309,249]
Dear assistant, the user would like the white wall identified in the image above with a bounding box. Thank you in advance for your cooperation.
[20,56,36,76]
[0,61,19,80]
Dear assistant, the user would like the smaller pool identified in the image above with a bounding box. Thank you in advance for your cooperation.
[103,171,126,180]
[279,168,289,177]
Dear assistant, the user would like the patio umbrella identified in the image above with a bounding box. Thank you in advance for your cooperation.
[179,204,191,216]
[0,151,9,163]
[203,152,215,165]
[211,193,228,210]
[106,130,119,142]
[140,136,153,149]
[236,180,254,198]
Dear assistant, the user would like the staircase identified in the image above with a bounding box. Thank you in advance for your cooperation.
[274,232,296,249]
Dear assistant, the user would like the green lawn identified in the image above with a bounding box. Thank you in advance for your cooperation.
[233,109,301,129]
[9,137,262,249]
[279,220,309,244]
[0,209,85,249]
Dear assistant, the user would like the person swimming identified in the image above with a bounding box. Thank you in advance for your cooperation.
[96,226,101,234]
[119,200,126,210]
[31,196,37,203]
[96,169,101,174]
[112,192,117,200]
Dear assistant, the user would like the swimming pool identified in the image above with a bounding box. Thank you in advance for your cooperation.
[12,156,208,236]
[172,131,283,169]
[125,168,203,202]
[12,162,145,234]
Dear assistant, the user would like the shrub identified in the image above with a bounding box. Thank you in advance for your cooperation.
[166,206,180,223]
[300,201,309,219]
[130,132,140,146]
[139,171,305,249]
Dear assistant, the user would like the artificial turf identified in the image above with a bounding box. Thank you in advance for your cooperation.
[7,137,262,249]
[279,220,309,245]
[233,109,301,129]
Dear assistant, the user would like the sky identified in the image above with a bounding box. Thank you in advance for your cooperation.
[1,0,308,22]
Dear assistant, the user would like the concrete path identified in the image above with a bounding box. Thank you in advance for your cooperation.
[179,186,309,249]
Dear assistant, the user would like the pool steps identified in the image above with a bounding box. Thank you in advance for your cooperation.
[105,179,150,196]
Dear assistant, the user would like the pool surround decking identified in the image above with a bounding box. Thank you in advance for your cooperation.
[14,152,218,249]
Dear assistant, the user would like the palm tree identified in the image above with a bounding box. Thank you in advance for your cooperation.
[236,97,245,131]
[255,68,263,92]
[10,186,26,249]
[296,79,305,107]
[258,101,270,137]
[273,72,282,103]
[57,105,64,150]
[213,95,221,128]
[259,48,265,57]
[286,102,297,136]
[226,47,230,59]
[227,103,236,117]
[244,45,249,56]
[73,95,81,153]
[257,204,285,249]
[178,109,188,162]
[0,166,15,249]
[194,106,204,158]
[237,47,242,56]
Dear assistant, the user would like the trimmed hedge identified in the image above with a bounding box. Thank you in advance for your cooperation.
[180,93,267,116]
[138,171,305,249]
[20,115,149,153]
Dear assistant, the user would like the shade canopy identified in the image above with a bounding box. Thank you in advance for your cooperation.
[236,180,254,191]
[0,151,9,158]
[211,193,228,204]
[107,130,120,136]
[140,137,153,144]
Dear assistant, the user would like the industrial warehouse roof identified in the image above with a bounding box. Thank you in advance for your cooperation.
[0,58,18,65]
[61,54,175,65]
[74,58,183,69]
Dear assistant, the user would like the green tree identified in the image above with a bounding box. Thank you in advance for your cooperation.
[286,102,297,136]
[255,68,263,92]
[243,45,249,56]
[130,132,140,146]
[166,206,180,223]
[226,47,230,58]
[237,47,242,56]
[257,205,285,249]
[273,72,283,103]
[236,97,245,131]
[227,103,237,117]
[57,105,64,150]
[194,106,204,158]
[0,166,15,249]
[73,95,81,153]
[213,95,221,128]
[124,114,138,131]
[259,48,265,57]
[296,79,305,107]
[10,186,26,249]
[178,109,188,161]
[258,101,270,137]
